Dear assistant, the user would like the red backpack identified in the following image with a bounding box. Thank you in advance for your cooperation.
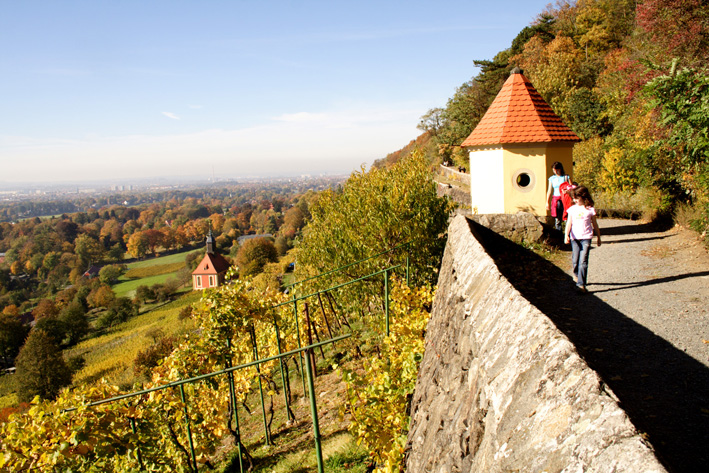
[559,181,577,221]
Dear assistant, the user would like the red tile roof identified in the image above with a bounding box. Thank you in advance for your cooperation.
[461,70,580,147]
[192,252,231,275]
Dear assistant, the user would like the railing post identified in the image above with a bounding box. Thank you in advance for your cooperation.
[129,417,144,471]
[226,339,244,473]
[384,268,390,337]
[293,293,308,398]
[406,253,410,287]
[272,313,294,421]
[179,385,199,472]
[250,327,272,446]
[304,344,324,473]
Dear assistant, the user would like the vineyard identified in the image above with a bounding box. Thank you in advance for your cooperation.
[0,247,432,472]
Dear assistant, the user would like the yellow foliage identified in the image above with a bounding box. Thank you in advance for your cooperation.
[340,279,434,472]
[599,147,638,193]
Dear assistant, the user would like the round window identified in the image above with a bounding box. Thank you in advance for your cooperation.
[516,173,531,187]
[512,169,535,193]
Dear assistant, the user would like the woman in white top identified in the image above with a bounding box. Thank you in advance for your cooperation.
[546,162,570,231]
[564,186,601,293]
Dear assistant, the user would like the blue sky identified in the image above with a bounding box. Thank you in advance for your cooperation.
[1,0,552,184]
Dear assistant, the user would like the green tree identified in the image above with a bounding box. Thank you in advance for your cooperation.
[97,297,138,329]
[33,317,68,346]
[235,238,278,277]
[59,300,89,345]
[74,234,105,267]
[98,264,125,285]
[297,150,451,287]
[14,329,72,402]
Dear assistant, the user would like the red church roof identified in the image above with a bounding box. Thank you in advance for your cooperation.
[461,69,580,147]
[192,252,231,275]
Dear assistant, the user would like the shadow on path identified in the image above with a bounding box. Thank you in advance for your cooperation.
[470,220,709,473]
[604,235,672,244]
[599,220,673,237]
[588,270,709,294]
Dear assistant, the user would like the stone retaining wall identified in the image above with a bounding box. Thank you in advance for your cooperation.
[404,215,666,472]
[439,164,471,185]
[437,182,472,208]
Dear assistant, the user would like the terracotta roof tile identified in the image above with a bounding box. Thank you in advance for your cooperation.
[461,71,580,147]
[192,252,231,275]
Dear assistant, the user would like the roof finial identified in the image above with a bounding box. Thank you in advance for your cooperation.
[511,67,523,75]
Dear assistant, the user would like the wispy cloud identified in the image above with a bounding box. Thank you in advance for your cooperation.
[162,112,181,120]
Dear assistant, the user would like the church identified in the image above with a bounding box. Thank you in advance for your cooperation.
[191,231,231,290]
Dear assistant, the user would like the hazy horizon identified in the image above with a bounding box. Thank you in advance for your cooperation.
[1,0,553,183]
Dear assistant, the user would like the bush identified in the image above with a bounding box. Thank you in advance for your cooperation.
[594,186,670,221]
[96,298,138,330]
[133,336,176,379]
[134,285,156,304]
[178,306,192,320]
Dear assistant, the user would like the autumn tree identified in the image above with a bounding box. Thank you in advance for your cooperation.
[14,329,72,402]
[235,238,278,277]
[126,231,149,259]
[32,299,59,321]
[87,285,116,309]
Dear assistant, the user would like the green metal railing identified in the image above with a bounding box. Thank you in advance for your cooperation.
[62,245,411,472]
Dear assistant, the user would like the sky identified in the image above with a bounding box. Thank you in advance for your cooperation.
[0,0,553,184]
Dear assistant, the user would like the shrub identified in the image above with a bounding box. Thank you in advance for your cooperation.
[133,336,176,379]
[96,297,138,330]
[134,285,156,304]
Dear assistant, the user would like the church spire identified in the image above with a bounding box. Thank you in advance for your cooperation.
[206,230,214,254]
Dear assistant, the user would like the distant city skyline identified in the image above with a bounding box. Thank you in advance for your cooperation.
[1,0,552,183]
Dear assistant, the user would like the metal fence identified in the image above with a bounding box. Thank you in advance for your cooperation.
[62,244,410,472]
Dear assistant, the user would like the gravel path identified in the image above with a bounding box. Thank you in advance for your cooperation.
[583,219,709,368]
[480,219,709,473]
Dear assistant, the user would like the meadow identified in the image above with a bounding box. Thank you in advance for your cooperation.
[112,248,200,298]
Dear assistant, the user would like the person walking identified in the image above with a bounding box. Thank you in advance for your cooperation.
[564,186,601,292]
[546,162,570,231]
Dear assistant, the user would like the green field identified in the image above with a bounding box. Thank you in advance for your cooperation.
[112,249,200,298]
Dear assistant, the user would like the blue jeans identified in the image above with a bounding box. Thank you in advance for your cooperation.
[571,238,592,287]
